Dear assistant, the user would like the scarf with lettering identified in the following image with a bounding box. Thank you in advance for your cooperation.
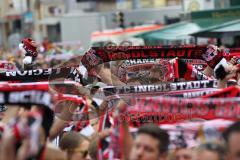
[120,95,240,126]
[81,46,207,70]
[0,82,51,107]
[0,90,51,108]
[101,80,218,100]
[0,67,83,84]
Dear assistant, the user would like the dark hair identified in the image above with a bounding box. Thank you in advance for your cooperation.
[59,131,87,150]
[214,65,228,80]
[137,124,169,154]
[41,109,54,138]
[223,121,240,143]
[198,143,226,160]
[177,59,188,78]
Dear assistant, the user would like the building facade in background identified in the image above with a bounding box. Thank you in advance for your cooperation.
[34,0,65,43]
[66,0,182,11]
[0,0,33,49]
[0,0,239,49]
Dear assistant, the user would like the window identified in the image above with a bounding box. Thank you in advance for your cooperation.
[76,0,92,2]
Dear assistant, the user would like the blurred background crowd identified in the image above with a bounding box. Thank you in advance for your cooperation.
[0,0,240,49]
[0,0,240,160]
[0,0,239,70]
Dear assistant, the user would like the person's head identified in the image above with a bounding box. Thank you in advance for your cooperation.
[193,143,226,160]
[149,65,164,81]
[88,137,98,160]
[223,121,240,160]
[130,124,169,160]
[175,148,193,160]
[59,131,90,160]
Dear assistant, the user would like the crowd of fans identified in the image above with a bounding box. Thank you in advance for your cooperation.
[0,38,240,160]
